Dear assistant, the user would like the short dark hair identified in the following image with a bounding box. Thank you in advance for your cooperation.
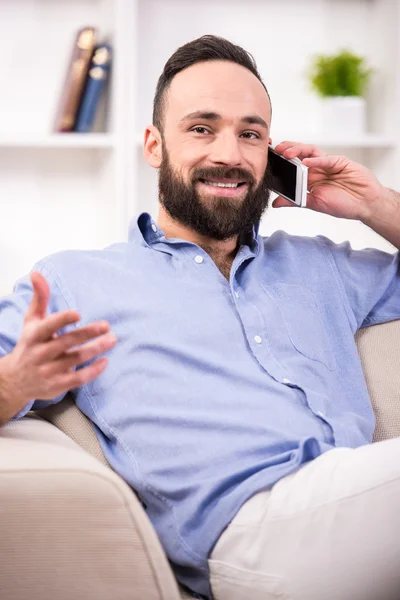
[152,34,271,132]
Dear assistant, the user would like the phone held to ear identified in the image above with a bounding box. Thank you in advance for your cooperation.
[268,145,308,208]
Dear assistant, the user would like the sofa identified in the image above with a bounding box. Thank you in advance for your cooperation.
[1,320,400,600]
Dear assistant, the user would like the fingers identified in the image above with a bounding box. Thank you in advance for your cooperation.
[39,321,111,361]
[44,331,117,375]
[26,309,81,344]
[49,357,110,395]
[274,141,326,161]
[24,272,51,322]
[14,275,117,403]
[302,155,345,173]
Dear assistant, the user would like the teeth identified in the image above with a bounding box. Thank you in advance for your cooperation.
[204,180,239,188]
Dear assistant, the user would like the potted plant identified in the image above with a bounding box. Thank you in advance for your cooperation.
[309,49,373,135]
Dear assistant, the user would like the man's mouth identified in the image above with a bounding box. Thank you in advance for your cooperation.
[199,177,247,188]
[197,178,248,197]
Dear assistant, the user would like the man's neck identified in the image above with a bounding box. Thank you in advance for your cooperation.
[156,206,239,264]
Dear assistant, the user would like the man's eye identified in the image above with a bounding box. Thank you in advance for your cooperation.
[191,127,210,135]
[241,131,260,140]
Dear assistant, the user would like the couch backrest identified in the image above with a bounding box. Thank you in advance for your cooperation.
[355,320,400,441]
[37,319,400,463]
[37,397,110,466]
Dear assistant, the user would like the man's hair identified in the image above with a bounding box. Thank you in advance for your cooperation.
[152,34,270,132]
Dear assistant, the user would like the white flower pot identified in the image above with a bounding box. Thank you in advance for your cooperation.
[321,96,366,135]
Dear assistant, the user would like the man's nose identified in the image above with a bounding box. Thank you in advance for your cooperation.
[208,133,243,166]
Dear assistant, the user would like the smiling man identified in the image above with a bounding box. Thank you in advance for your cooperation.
[1,35,400,600]
[144,51,274,279]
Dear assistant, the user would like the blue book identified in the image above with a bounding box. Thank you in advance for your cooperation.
[75,44,112,132]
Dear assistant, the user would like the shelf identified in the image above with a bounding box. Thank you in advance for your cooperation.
[0,134,115,150]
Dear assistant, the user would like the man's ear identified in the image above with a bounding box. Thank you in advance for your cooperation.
[143,125,163,168]
[268,137,272,146]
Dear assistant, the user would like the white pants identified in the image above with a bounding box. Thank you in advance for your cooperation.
[208,438,400,600]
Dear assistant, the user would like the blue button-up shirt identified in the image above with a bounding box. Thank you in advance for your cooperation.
[1,212,400,598]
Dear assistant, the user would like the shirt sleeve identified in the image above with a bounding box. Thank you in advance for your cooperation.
[0,260,77,419]
[317,235,400,330]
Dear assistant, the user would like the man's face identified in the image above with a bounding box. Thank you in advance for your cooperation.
[157,60,273,241]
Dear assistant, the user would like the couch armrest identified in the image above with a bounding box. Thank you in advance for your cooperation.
[0,416,181,600]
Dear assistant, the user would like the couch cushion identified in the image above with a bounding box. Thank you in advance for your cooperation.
[0,416,181,600]
[355,320,400,442]
[37,400,199,599]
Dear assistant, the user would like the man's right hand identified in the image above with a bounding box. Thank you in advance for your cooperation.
[0,271,117,417]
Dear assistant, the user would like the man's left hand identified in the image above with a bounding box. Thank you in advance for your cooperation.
[271,141,387,222]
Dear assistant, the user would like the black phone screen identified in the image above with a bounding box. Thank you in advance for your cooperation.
[268,148,298,201]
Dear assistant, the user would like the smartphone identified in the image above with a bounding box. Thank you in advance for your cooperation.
[268,145,308,207]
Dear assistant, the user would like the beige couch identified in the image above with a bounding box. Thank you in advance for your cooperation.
[1,321,400,600]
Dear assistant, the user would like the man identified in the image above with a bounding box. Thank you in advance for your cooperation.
[1,34,400,600]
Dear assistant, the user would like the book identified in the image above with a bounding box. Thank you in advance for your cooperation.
[75,44,112,133]
[53,27,98,133]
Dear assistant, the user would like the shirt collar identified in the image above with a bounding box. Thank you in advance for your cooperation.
[128,212,164,248]
[129,211,260,255]
[239,222,260,254]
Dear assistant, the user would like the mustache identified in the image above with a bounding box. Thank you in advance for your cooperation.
[191,166,256,186]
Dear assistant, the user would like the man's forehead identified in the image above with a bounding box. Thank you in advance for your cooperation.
[165,60,271,122]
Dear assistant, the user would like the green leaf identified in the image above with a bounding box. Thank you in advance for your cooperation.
[308,50,373,97]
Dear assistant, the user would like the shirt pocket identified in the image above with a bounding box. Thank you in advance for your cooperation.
[260,282,336,371]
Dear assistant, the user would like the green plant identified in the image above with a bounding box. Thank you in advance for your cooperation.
[309,50,373,97]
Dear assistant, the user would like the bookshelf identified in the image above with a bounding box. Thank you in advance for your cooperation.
[1,0,400,296]
[0,134,115,149]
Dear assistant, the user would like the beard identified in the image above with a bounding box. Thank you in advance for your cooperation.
[158,147,274,241]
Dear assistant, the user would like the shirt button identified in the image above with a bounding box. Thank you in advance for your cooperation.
[317,411,326,419]
[281,378,292,385]
[195,255,204,264]
[151,223,157,232]
[234,291,239,299]
[254,335,262,344]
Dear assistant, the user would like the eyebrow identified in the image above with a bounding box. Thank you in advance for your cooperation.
[180,111,269,131]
